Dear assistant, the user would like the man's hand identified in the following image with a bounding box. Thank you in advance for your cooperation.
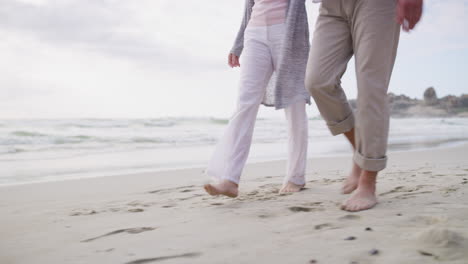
[228,53,240,68]
[397,0,423,32]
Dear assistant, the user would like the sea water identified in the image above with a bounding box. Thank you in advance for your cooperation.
[0,117,467,185]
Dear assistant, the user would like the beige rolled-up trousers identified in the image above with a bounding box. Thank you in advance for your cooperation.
[305,0,400,172]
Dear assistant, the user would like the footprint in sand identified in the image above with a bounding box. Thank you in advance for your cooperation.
[88,203,147,214]
[95,248,115,253]
[236,187,281,202]
[258,183,280,190]
[338,214,361,221]
[147,185,196,194]
[71,200,154,217]
[314,223,334,230]
[394,191,432,199]
[70,209,98,216]
[289,202,325,213]
[128,208,144,213]
[289,206,324,212]
[125,252,201,264]
[289,206,313,212]
[258,214,274,219]
[441,186,459,196]
[379,186,405,196]
[81,227,157,243]
[127,201,154,208]
[303,202,323,206]
[380,185,431,197]
[177,193,204,201]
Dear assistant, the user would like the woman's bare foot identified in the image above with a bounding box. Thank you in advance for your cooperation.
[342,162,362,194]
[204,180,239,198]
[341,171,378,212]
[279,181,305,193]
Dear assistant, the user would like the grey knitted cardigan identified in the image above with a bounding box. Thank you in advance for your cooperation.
[231,0,311,109]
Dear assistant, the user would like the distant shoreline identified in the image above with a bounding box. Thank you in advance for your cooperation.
[350,87,468,118]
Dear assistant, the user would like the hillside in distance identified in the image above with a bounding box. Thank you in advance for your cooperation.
[349,87,468,118]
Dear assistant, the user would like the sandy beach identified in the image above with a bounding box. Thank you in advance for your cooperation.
[1,144,468,264]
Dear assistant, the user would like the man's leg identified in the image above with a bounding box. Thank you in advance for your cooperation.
[305,0,359,192]
[342,128,363,194]
[341,0,401,211]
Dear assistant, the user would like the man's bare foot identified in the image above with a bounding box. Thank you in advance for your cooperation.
[341,170,378,212]
[342,162,362,194]
[204,180,239,198]
[279,182,305,193]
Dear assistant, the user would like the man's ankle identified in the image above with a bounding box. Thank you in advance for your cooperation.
[359,170,377,189]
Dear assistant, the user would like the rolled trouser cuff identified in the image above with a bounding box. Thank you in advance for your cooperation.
[327,112,355,136]
[353,151,387,172]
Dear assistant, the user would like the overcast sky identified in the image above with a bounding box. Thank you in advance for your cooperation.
[1,0,467,119]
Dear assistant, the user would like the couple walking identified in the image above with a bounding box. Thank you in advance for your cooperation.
[204,0,423,212]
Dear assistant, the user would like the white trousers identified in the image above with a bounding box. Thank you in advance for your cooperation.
[206,23,308,185]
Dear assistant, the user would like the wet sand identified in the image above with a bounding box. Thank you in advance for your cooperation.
[1,145,468,264]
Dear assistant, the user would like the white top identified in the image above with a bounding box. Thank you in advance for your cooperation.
[249,0,288,26]
[249,0,323,27]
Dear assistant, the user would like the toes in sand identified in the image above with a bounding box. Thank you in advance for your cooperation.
[341,189,378,212]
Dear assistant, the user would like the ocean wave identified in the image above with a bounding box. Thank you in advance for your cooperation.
[145,117,229,126]
[53,135,104,144]
[130,137,167,144]
[308,116,323,121]
[1,117,467,159]
[11,131,47,137]
[4,133,111,146]
[0,147,26,154]
[62,122,129,128]
[143,120,176,127]
[209,118,229,125]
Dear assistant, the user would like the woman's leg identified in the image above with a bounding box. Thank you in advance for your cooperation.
[266,23,309,192]
[205,27,274,196]
[280,100,308,192]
